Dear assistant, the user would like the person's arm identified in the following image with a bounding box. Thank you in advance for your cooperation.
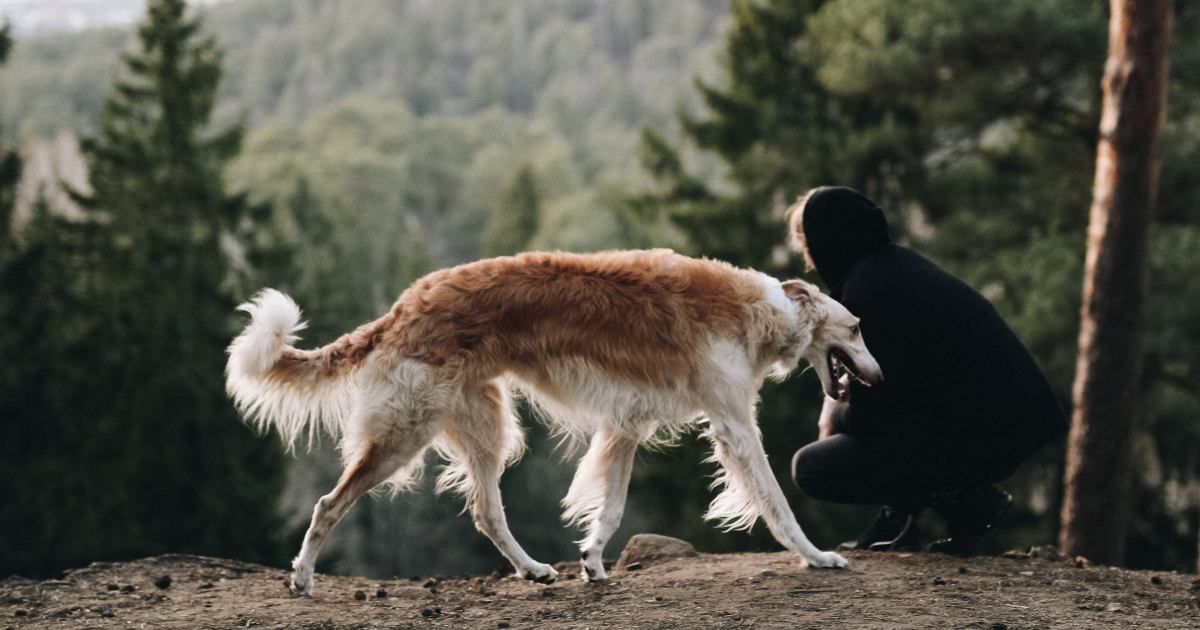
[834,379,896,436]
[832,285,910,437]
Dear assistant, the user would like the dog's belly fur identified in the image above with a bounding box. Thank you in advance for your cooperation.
[508,356,706,443]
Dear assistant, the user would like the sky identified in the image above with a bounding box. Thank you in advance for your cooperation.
[0,0,228,36]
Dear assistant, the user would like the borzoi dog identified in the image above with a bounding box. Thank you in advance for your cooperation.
[225,249,881,595]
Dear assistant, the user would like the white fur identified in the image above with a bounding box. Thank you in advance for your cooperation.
[228,271,878,594]
[225,289,350,449]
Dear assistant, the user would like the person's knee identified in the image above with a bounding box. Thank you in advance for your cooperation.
[790,444,837,500]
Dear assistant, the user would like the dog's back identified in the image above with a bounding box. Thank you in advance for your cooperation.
[383,249,783,385]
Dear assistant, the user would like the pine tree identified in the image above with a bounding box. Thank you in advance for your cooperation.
[481,164,540,257]
[0,21,19,242]
[1060,0,1174,566]
[0,0,287,577]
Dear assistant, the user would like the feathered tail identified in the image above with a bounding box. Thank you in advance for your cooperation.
[225,289,355,450]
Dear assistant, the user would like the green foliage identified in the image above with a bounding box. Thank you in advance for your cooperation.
[482,165,541,257]
[0,21,18,238]
[0,0,287,577]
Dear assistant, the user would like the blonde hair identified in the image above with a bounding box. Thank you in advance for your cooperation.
[784,187,824,272]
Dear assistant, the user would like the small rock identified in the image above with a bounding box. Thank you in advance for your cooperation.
[933,577,947,586]
[615,533,697,571]
[1002,549,1028,559]
[154,575,172,590]
[497,622,511,629]
[1019,571,1034,577]
[422,578,439,589]
[198,583,214,590]
[1105,602,1124,613]
[1028,545,1062,561]
[353,590,367,601]
[100,610,114,618]
[120,584,137,593]
[759,569,778,577]
[13,611,27,618]
[105,583,119,591]
[958,566,968,575]
[625,562,643,571]
[991,624,1007,630]
[375,588,387,598]
[389,586,434,599]
[1150,575,1163,585]
[420,607,442,619]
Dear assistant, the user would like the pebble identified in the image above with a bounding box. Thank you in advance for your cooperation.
[353,590,366,601]
[105,583,119,591]
[154,575,172,590]
[13,610,27,618]
[991,624,1007,630]
[375,588,387,598]
[120,584,136,593]
[958,566,968,575]
[933,577,946,586]
[1150,575,1163,585]
[497,622,511,629]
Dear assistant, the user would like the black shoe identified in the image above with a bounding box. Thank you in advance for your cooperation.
[927,485,1013,556]
[838,506,921,552]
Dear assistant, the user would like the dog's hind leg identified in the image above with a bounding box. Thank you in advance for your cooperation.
[291,419,435,595]
[436,382,557,583]
[704,402,847,570]
[562,426,638,581]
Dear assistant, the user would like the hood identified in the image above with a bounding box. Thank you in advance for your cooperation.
[800,187,892,295]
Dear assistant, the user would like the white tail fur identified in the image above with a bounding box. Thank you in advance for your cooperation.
[225,289,351,450]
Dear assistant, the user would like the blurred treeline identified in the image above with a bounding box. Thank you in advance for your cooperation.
[0,0,1197,579]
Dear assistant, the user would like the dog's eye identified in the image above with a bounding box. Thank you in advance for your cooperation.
[850,324,860,337]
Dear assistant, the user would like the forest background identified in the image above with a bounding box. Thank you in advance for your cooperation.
[1,0,1197,580]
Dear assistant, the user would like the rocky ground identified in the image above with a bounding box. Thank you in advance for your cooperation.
[4,537,1199,629]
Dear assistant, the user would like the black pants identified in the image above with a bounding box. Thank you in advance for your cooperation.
[791,432,1023,512]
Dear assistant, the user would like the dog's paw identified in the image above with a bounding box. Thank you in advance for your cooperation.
[806,550,849,569]
[580,550,607,582]
[521,563,558,584]
[289,565,314,596]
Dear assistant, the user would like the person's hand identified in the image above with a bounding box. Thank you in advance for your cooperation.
[817,394,841,439]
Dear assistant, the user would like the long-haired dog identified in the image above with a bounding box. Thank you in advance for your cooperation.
[226,249,881,594]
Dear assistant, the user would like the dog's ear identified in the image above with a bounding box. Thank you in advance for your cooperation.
[781,279,814,304]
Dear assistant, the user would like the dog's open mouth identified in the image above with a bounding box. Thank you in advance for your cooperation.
[828,347,870,399]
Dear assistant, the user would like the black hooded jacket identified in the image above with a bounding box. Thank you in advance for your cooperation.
[801,187,1067,455]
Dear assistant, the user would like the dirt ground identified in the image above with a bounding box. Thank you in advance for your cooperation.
[4,547,1199,629]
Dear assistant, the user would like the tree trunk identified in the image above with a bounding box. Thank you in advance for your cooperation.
[1059,0,1172,565]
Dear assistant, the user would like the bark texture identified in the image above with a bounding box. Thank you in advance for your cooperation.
[1059,0,1172,565]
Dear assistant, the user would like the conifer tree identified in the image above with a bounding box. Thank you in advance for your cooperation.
[0,0,287,577]
[481,164,540,257]
[0,21,19,241]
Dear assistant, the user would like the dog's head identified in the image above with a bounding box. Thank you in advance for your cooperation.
[782,279,883,399]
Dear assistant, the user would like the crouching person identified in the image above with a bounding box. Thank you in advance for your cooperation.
[787,187,1068,555]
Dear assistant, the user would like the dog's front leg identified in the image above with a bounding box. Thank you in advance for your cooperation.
[562,428,638,581]
[705,408,847,569]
